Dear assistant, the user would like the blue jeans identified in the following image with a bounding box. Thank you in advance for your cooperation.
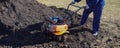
[80,6,103,34]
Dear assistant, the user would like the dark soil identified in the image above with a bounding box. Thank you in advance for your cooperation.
[0,0,119,48]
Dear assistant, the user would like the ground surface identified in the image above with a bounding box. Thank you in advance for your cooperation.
[0,0,120,48]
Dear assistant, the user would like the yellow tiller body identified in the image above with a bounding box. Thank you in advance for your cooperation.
[49,24,68,36]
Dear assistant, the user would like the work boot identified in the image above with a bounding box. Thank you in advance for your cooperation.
[93,32,98,36]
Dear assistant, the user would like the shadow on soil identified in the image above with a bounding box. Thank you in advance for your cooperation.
[0,22,51,47]
[0,23,92,47]
[0,0,7,3]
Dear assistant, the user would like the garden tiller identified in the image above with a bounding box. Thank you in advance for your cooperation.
[45,2,86,41]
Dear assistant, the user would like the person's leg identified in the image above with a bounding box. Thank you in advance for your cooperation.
[93,7,103,34]
[80,9,92,25]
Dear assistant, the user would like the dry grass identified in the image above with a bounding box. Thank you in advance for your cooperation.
[37,0,120,20]
[36,0,86,13]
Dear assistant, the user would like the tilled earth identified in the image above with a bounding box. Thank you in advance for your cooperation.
[0,0,119,48]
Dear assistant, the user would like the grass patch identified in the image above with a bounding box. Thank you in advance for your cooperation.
[37,0,120,20]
